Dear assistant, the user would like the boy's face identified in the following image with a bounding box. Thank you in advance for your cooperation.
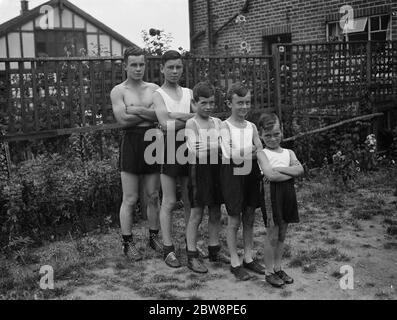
[161,58,183,84]
[194,96,215,118]
[228,92,251,118]
[261,123,282,149]
[124,55,145,81]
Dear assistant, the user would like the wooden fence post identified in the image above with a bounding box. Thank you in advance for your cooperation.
[0,128,11,180]
[272,44,282,124]
[366,41,379,142]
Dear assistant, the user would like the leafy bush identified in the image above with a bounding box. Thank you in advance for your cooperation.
[0,133,122,249]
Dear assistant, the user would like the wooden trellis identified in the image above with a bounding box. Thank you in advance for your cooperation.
[0,40,396,142]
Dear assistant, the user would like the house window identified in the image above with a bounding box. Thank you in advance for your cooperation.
[347,17,368,42]
[370,15,390,40]
[327,14,391,42]
[263,33,291,55]
[35,30,86,57]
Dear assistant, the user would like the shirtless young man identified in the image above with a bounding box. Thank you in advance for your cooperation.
[153,50,196,268]
[110,47,162,261]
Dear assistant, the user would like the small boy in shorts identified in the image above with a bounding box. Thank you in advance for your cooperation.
[185,82,229,273]
[219,82,266,281]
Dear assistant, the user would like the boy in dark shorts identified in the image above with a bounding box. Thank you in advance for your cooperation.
[219,82,267,281]
[185,82,229,273]
[257,112,304,287]
[110,47,162,262]
[153,50,195,268]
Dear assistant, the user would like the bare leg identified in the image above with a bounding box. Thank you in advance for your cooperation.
[159,174,177,246]
[143,173,160,231]
[180,176,191,226]
[186,207,203,252]
[120,172,139,236]
[242,207,255,263]
[208,206,221,246]
[274,223,288,271]
[227,215,241,267]
[263,226,279,271]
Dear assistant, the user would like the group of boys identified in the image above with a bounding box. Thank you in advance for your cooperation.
[110,47,287,286]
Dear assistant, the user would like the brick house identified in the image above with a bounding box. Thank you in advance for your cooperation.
[189,0,397,55]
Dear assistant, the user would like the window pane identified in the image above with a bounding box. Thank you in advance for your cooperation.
[349,32,368,42]
[370,16,379,31]
[371,31,386,41]
[36,42,47,57]
[380,15,390,30]
[328,22,343,41]
[75,32,86,56]
[35,30,86,57]
[47,31,55,43]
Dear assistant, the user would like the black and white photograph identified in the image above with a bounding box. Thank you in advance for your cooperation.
[0,0,396,304]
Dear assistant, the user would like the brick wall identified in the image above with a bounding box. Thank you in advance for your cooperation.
[190,0,397,55]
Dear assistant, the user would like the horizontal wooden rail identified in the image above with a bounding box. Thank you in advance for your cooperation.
[283,113,384,142]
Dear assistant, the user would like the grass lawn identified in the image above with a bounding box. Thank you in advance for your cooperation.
[1,168,396,300]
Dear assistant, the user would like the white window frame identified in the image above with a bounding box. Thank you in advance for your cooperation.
[326,14,391,42]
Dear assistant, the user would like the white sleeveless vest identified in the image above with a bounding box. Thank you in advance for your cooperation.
[156,87,191,113]
[225,120,254,151]
[262,148,290,168]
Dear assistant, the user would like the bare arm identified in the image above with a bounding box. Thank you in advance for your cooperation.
[274,150,304,177]
[153,92,185,131]
[185,119,205,159]
[110,86,144,127]
[252,124,263,160]
[170,112,195,122]
[126,105,158,122]
[125,83,160,122]
[257,150,292,182]
[186,119,220,160]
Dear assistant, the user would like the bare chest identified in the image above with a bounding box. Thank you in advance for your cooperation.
[122,86,154,107]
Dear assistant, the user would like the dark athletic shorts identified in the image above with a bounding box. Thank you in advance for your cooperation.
[161,130,189,177]
[188,156,223,208]
[119,126,160,175]
[261,178,299,227]
[220,159,263,217]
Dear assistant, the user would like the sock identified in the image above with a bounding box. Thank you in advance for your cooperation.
[187,250,198,258]
[122,234,133,243]
[149,229,159,237]
[163,245,175,258]
[208,245,221,257]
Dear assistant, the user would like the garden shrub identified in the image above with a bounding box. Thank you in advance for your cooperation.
[0,132,122,250]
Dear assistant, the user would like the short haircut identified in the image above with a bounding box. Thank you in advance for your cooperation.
[258,112,280,132]
[226,82,250,101]
[161,50,182,64]
[192,82,215,102]
[124,47,145,63]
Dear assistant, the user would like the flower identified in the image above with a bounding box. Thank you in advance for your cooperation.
[235,14,246,24]
[239,41,251,53]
